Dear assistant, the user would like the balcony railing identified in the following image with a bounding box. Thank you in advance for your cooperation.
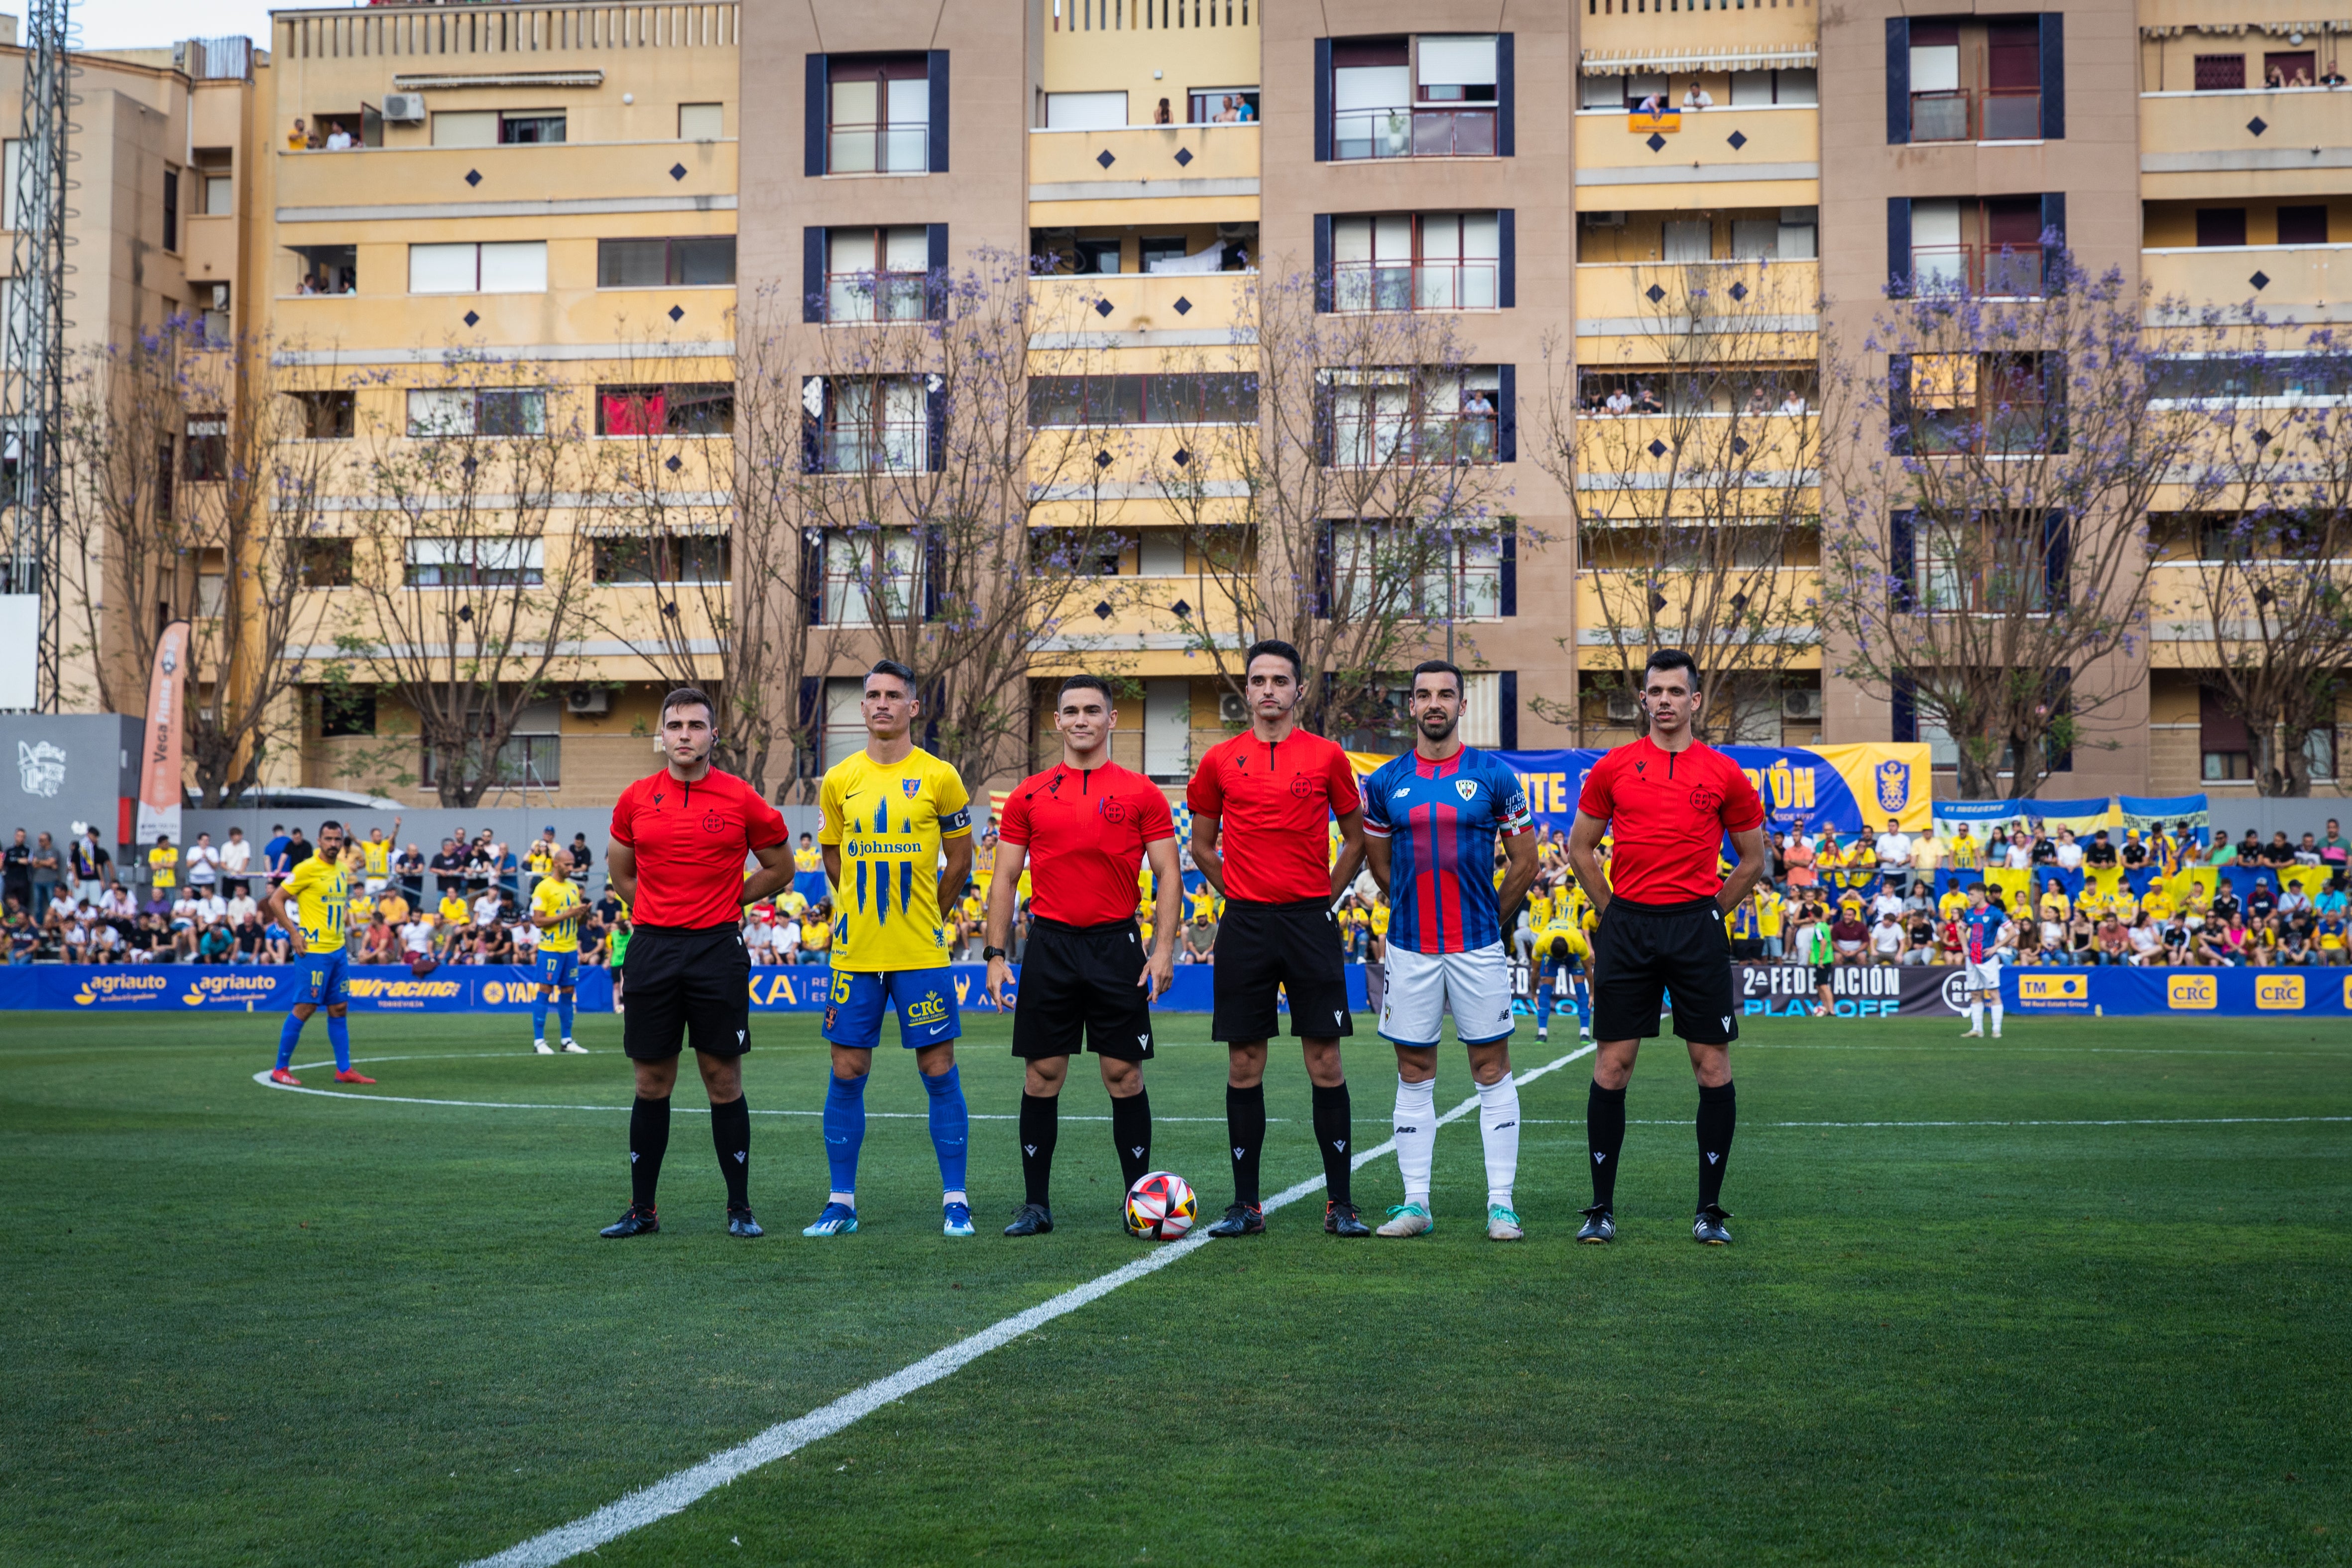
[824,270,929,323]
[1332,105,1496,160]
[1332,412,1500,467]
[1909,242,2045,298]
[1331,260,1499,313]
[1909,88,2042,142]
[827,122,929,175]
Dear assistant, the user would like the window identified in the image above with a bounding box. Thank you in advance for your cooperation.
[1330,35,1498,160]
[409,241,547,294]
[205,173,233,216]
[163,167,179,251]
[1,139,19,230]
[1908,19,2041,141]
[406,388,547,437]
[2278,206,2331,245]
[2265,51,2317,89]
[823,226,929,321]
[197,562,228,617]
[2149,356,2352,401]
[319,685,376,738]
[290,244,356,295]
[595,383,734,436]
[828,55,930,174]
[183,417,228,481]
[290,390,354,440]
[1326,366,1501,466]
[2194,54,2246,92]
[1188,87,1260,124]
[403,537,545,588]
[812,376,927,472]
[1331,212,1499,311]
[817,529,921,624]
[2195,208,2248,248]
[1908,512,2057,614]
[595,236,736,288]
[1906,353,2062,455]
[2201,689,2250,780]
[1907,197,2048,297]
[823,676,869,770]
[592,532,730,585]
[1329,522,1502,619]
[420,701,561,790]
[1028,373,1257,427]
[1046,91,1128,128]
[680,102,724,139]
[297,538,354,588]
[1728,69,1817,106]
[431,111,565,147]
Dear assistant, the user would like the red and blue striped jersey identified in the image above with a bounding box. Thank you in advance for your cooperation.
[1362,747,1533,955]
[1959,906,2008,963]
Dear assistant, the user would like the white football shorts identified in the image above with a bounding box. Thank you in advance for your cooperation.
[1379,943,1515,1047]
[1964,959,2002,996]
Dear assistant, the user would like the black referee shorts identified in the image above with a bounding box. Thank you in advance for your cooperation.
[621,922,751,1061]
[1591,896,1739,1046]
[1012,917,1156,1062]
[1212,899,1353,1043]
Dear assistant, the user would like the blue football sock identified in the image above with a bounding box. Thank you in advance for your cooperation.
[822,1072,868,1198]
[923,1063,969,1195]
[275,1012,305,1070]
[326,1013,351,1073]
[531,992,549,1043]
[556,994,575,1041]
[1574,981,1592,1030]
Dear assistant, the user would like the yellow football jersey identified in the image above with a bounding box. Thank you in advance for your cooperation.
[361,838,393,877]
[283,854,350,950]
[819,746,972,973]
[532,876,584,954]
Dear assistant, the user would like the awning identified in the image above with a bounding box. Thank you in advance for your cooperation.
[390,70,606,90]
[1580,46,1819,77]
[576,517,731,538]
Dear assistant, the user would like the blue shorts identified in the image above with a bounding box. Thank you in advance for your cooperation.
[537,949,580,989]
[298,948,350,1007]
[822,967,962,1051]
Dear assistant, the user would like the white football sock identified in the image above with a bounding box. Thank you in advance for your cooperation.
[1392,1075,1437,1206]
[1989,1001,2003,1035]
[1477,1073,1521,1208]
[1967,1001,1983,1032]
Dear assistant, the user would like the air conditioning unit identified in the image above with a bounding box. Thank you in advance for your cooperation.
[1782,688,1823,721]
[1583,210,1628,228]
[1605,692,1642,724]
[566,687,611,716]
[382,93,427,123]
[1218,691,1248,725]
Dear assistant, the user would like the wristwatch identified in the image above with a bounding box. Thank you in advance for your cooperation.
[982,945,1007,962]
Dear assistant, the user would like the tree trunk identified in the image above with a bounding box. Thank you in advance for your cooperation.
[1953,743,2003,801]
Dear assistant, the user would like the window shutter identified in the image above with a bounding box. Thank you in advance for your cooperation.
[1885,18,1911,144]
[1888,354,1913,456]
[801,376,825,473]
[1498,671,1519,750]
[923,530,946,620]
[1314,380,1334,467]
[2046,668,2073,772]
[2043,510,2069,611]
[925,375,946,473]
[1496,33,1516,157]
[1313,214,1333,313]
[801,529,826,624]
[928,51,951,173]
[1889,507,1917,611]
[2042,354,2069,454]
[1499,522,1518,616]
[805,55,827,177]
[797,675,822,774]
[1497,364,1517,463]
[803,227,825,323]
[2039,192,2067,294]
[1313,38,1333,162]
[1498,209,1516,309]
[927,223,949,320]
[1886,197,1913,298]
[2039,13,2065,139]
[1891,671,1917,743]
[1314,521,1335,617]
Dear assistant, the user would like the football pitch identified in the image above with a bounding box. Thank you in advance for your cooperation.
[2,1009,2347,1567]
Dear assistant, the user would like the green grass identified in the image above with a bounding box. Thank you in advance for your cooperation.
[1,1008,2347,1566]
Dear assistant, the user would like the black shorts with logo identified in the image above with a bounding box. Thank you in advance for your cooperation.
[1591,895,1739,1046]
[1211,899,1353,1043]
[622,922,751,1061]
[1012,917,1156,1062]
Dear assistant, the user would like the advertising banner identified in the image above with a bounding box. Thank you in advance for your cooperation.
[1472,743,1932,837]
[1931,795,2118,841]
[1735,962,1967,1018]
[135,620,190,848]
[2119,794,2211,846]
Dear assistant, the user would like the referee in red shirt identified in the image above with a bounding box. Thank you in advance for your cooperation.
[1566,650,1770,1246]
[1187,639,1370,1238]
[597,689,796,1240]
[983,675,1183,1236]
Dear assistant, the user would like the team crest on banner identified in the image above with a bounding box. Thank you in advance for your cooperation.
[1875,758,1910,813]
[1455,780,1477,802]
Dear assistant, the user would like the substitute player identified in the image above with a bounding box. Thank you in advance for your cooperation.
[1566,649,1770,1246]
[809,661,978,1239]
[984,674,1183,1237]
[262,820,375,1086]
[529,850,589,1055]
[1188,639,1370,1238]
[1361,660,1540,1241]
[598,689,795,1241]
[1957,883,2013,1039]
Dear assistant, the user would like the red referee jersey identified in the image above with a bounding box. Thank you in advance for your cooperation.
[1576,735,1764,904]
[998,760,1175,927]
[1185,728,1362,904]
[609,766,788,928]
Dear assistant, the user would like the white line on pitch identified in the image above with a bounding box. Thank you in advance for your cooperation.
[461,1043,1596,1568]
[1514,1114,2352,1128]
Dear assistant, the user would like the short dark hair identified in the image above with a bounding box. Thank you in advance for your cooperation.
[1058,673,1115,705]
[1644,647,1700,689]
[318,819,342,836]
[865,660,917,697]
[1243,638,1302,682]
[661,686,714,721]
[1410,658,1464,697]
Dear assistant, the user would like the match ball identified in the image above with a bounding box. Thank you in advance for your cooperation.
[1123,1171,1197,1241]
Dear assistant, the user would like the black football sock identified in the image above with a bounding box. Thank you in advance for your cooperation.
[1311,1081,1354,1207]
[1226,1083,1266,1206]
[629,1094,671,1210]
[1110,1086,1152,1191]
[1697,1080,1737,1210]
[710,1093,751,1210]
[1019,1091,1059,1207]
[1587,1082,1628,1210]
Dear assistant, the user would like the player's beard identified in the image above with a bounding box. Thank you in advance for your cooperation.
[1417,711,1458,744]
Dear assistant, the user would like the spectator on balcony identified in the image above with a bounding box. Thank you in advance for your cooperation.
[1780,388,1807,414]
[1213,94,1241,123]
[325,124,354,151]
[1155,97,1172,125]
[2324,63,2347,87]
[1635,384,1664,414]
[1603,385,1634,416]
[1635,90,1666,117]
[1745,385,1771,415]
[1681,81,1714,110]
[287,118,315,151]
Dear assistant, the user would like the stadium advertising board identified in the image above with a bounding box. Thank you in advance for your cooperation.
[1469,744,1931,837]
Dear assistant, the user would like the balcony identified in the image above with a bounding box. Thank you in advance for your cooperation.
[1330,105,1496,162]
[1027,123,1258,212]
[1571,259,1821,342]
[1573,104,1817,205]
[270,285,739,354]
[2140,86,2352,197]
[1030,272,1252,342]
[1906,88,2043,143]
[1906,243,2046,299]
[273,139,734,219]
[2143,243,2352,322]
[1330,260,1499,313]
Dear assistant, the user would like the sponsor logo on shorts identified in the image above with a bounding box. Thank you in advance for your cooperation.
[2256,974,2305,1010]
[2167,974,2217,1010]
[909,989,951,1027]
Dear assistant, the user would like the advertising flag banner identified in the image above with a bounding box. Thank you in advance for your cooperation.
[2120,793,2210,846]
[1932,795,2116,840]
[135,621,190,847]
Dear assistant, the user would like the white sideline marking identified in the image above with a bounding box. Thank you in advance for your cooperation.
[1515,1114,2352,1129]
[462,1044,1595,1568]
